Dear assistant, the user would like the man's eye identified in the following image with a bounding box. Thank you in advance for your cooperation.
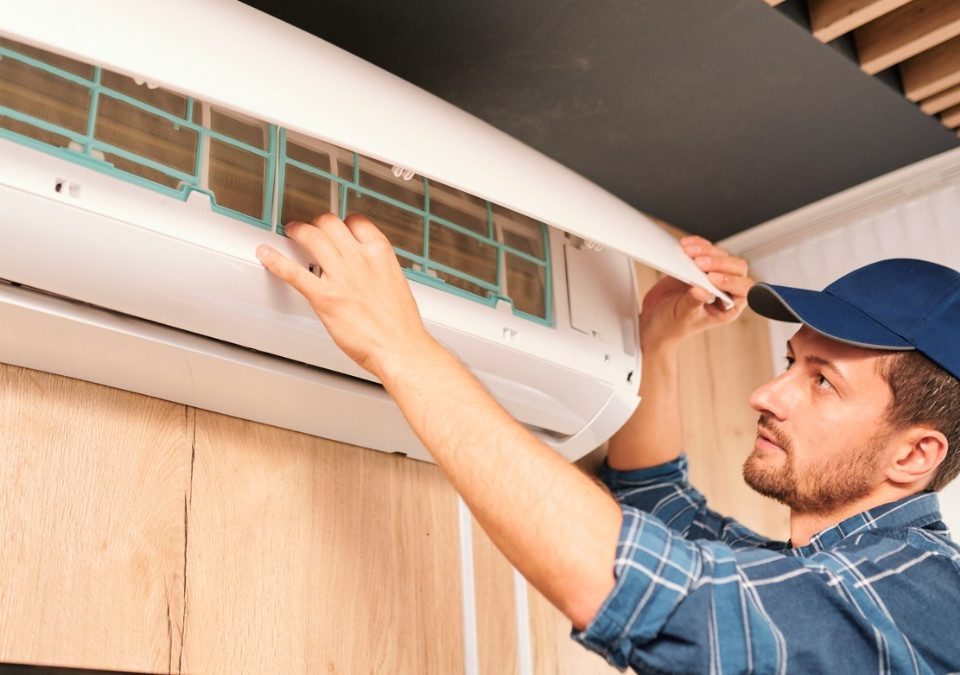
[816,374,833,390]
[783,356,795,369]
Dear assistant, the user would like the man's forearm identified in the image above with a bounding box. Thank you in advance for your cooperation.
[378,338,622,630]
[604,236,752,471]
[606,342,683,470]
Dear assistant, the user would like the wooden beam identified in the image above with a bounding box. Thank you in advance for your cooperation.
[809,0,913,43]
[920,82,960,114]
[940,102,960,128]
[855,0,960,75]
[901,34,960,101]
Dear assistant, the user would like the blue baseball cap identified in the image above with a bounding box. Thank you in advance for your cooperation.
[747,258,960,381]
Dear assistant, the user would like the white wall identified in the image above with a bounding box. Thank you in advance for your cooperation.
[724,148,960,533]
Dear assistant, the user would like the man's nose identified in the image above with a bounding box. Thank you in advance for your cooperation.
[749,372,791,421]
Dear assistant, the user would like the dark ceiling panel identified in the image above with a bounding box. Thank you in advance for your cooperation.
[240,0,958,240]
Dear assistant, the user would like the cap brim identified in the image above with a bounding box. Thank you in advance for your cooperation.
[748,283,913,351]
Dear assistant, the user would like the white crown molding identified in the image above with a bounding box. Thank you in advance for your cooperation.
[719,146,960,260]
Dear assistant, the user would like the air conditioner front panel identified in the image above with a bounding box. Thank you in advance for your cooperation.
[0,139,634,440]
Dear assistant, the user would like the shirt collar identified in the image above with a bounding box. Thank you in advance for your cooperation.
[787,492,943,556]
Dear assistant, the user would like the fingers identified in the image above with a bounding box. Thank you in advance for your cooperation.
[672,285,715,321]
[311,212,360,252]
[695,254,748,277]
[344,213,390,245]
[285,214,394,273]
[680,236,749,278]
[680,234,754,309]
[707,271,754,299]
[285,217,344,273]
[681,237,736,262]
[685,284,713,305]
[680,235,724,257]
[256,245,322,298]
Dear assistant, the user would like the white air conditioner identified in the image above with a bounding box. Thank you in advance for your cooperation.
[0,0,727,463]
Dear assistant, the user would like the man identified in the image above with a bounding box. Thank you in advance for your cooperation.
[255,214,960,673]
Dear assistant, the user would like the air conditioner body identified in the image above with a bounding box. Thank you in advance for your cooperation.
[0,0,727,462]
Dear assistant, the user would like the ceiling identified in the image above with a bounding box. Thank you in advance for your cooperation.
[239,0,959,241]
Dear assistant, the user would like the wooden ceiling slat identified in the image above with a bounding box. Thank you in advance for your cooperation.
[901,34,960,101]
[809,0,913,43]
[855,0,960,75]
[939,102,960,128]
[920,82,960,114]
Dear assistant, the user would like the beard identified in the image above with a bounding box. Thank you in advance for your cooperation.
[742,415,886,515]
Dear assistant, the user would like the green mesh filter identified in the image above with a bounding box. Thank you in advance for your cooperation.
[0,38,553,325]
[0,38,276,229]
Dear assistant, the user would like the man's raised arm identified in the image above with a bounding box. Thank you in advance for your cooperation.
[606,237,753,471]
[255,214,620,629]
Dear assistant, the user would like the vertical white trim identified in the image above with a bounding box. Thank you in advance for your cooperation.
[513,568,533,675]
[458,497,479,675]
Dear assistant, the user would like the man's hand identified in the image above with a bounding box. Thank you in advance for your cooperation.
[640,236,753,352]
[255,213,435,380]
[607,236,753,471]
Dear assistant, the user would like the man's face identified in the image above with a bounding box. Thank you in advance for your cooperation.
[743,325,895,515]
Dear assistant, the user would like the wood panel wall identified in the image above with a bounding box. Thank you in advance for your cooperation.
[0,257,782,674]
[0,363,464,674]
[0,365,190,673]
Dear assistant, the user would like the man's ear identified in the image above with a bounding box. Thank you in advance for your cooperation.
[885,427,948,489]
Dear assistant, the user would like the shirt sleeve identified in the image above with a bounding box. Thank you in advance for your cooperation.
[599,454,774,549]
[571,505,936,674]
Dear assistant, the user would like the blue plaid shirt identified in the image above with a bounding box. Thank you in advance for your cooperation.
[572,455,960,674]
